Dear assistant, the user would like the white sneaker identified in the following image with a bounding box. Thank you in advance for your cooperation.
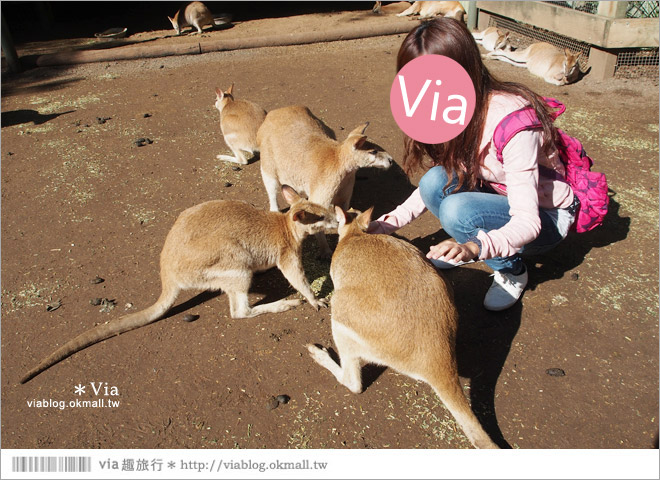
[429,256,476,270]
[483,268,528,311]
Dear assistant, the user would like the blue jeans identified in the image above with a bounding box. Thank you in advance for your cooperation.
[418,166,575,274]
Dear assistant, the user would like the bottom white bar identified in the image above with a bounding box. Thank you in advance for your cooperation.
[2,449,659,479]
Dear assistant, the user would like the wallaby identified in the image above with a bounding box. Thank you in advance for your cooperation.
[472,26,511,53]
[372,1,413,15]
[486,42,582,86]
[257,105,393,259]
[214,84,267,165]
[396,1,466,21]
[307,207,500,449]
[21,186,337,384]
[168,1,214,35]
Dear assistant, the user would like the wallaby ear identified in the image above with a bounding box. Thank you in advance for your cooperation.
[352,135,368,150]
[348,122,369,138]
[357,207,374,231]
[215,87,223,99]
[227,83,234,95]
[504,32,510,39]
[335,206,347,229]
[281,185,301,205]
[292,208,305,223]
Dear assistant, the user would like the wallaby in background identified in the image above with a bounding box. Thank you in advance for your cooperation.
[168,1,214,35]
[396,1,466,21]
[486,42,583,86]
[21,186,337,384]
[372,1,413,15]
[257,105,393,258]
[307,207,500,449]
[214,84,267,165]
[472,26,511,53]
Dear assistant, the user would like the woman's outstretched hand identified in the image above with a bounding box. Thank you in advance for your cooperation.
[427,239,480,263]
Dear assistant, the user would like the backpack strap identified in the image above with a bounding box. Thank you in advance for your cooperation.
[492,97,565,162]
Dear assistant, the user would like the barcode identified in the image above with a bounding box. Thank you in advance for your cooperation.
[11,456,91,473]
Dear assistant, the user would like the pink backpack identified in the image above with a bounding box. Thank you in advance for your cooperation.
[491,97,609,233]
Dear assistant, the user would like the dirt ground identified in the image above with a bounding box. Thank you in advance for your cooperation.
[1,7,658,453]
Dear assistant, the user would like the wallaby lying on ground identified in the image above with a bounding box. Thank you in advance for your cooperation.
[168,1,214,35]
[472,27,511,52]
[257,105,393,258]
[372,1,413,15]
[486,42,582,86]
[214,84,267,165]
[307,207,500,449]
[21,186,336,384]
[397,1,466,21]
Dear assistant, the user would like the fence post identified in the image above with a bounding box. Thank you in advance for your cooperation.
[466,1,478,30]
[1,13,21,73]
[597,1,628,18]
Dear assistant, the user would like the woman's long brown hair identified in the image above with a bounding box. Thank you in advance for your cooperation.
[397,18,557,191]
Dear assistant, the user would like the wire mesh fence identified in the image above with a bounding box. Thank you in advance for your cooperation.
[615,48,659,79]
[544,1,659,18]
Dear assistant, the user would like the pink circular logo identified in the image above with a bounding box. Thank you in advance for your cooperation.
[390,54,476,144]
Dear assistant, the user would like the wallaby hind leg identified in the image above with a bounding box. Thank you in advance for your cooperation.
[307,321,364,394]
[427,372,499,449]
[261,170,282,211]
[485,48,530,66]
[218,270,302,318]
[217,141,251,165]
[227,290,302,318]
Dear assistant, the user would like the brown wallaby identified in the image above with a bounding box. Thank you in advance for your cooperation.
[307,206,500,449]
[372,1,413,15]
[396,1,466,21]
[168,1,214,35]
[472,26,511,53]
[21,186,337,384]
[214,84,267,165]
[257,105,393,258]
[486,42,582,86]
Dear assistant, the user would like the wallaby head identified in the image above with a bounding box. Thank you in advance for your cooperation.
[335,205,373,240]
[340,123,393,171]
[167,10,183,34]
[494,31,511,51]
[562,49,582,84]
[214,84,234,113]
[285,185,339,237]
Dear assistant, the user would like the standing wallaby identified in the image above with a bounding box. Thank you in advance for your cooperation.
[21,186,336,384]
[168,1,214,35]
[307,207,500,449]
[372,1,413,15]
[397,1,466,21]
[486,42,582,86]
[257,105,393,258]
[472,27,511,53]
[214,84,267,165]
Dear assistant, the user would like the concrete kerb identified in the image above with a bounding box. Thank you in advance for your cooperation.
[35,21,417,67]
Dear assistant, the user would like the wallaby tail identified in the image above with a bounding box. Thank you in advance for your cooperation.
[428,374,500,449]
[20,286,179,384]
